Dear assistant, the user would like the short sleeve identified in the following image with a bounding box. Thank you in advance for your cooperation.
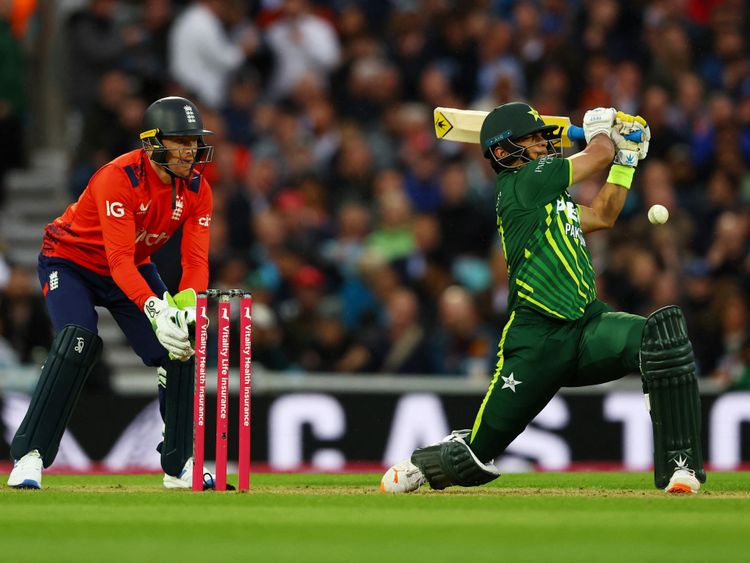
[515,156,572,208]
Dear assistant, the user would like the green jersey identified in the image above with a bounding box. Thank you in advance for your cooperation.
[495,155,596,320]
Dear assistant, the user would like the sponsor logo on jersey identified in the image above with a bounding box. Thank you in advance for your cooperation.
[534,155,555,173]
[105,200,125,217]
[137,201,151,214]
[556,197,579,223]
[198,214,211,227]
[135,228,169,246]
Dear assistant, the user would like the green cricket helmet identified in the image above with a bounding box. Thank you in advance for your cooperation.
[480,102,560,171]
[140,96,214,175]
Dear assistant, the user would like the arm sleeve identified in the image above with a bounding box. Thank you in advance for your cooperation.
[89,166,156,309]
[515,157,572,208]
[179,182,212,293]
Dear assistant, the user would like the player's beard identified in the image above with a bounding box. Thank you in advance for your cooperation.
[168,160,194,178]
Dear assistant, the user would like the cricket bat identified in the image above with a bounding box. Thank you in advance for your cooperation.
[434,107,642,147]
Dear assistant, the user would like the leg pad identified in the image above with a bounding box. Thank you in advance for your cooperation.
[160,358,195,476]
[11,325,102,467]
[411,431,500,490]
[640,306,706,488]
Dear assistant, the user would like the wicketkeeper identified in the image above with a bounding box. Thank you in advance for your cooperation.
[7,97,215,489]
[381,102,706,494]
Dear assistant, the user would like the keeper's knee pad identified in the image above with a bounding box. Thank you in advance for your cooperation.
[640,306,706,488]
[11,325,102,467]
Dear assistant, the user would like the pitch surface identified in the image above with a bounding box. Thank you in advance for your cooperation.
[2,472,749,562]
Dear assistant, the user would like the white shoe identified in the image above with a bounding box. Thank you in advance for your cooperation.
[163,457,216,490]
[380,459,426,493]
[665,468,700,494]
[8,449,43,489]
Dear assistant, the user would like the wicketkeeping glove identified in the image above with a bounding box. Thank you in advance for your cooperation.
[582,107,617,143]
[144,292,194,361]
[172,288,199,348]
[612,111,650,167]
[172,288,197,326]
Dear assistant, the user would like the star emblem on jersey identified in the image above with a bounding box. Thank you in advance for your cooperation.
[527,108,542,122]
[501,372,522,392]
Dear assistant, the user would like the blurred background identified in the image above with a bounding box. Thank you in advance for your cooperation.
[1,0,749,391]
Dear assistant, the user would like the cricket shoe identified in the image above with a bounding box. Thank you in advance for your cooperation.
[164,457,222,490]
[664,468,700,494]
[7,449,43,489]
[380,459,426,493]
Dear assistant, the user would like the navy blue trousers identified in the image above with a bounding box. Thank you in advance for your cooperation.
[38,255,169,368]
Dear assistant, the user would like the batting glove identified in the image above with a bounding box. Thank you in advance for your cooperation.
[144,292,194,361]
[582,107,617,143]
[612,112,650,167]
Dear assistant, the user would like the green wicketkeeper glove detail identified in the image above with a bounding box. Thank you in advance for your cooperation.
[172,288,198,347]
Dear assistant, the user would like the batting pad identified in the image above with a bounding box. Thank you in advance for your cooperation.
[640,306,706,489]
[411,431,500,490]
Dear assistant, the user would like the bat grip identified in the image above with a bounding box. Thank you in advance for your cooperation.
[566,125,643,143]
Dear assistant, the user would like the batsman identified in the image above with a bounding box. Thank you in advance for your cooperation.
[7,97,215,490]
[382,102,706,494]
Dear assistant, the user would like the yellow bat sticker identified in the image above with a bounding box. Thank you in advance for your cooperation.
[434,109,454,139]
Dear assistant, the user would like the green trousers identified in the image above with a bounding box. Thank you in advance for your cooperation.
[469,300,645,461]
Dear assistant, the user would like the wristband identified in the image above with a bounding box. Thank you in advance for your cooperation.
[606,164,635,189]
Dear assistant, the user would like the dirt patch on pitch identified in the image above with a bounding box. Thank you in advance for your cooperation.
[417,487,750,498]
[256,486,750,498]
[5,484,750,498]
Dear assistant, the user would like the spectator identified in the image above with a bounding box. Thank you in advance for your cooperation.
[681,259,722,375]
[365,189,415,262]
[265,0,341,100]
[250,301,290,371]
[0,264,52,365]
[297,297,353,372]
[64,0,141,114]
[69,69,140,198]
[278,264,327,364]
[121,0,174,102]
[431,285,494,379]
[339,286,433,375]
[714,336,750,390]
[435,159,496,263]
[0,0,31,206]
[169,0,259,109]
[711,288,750,384]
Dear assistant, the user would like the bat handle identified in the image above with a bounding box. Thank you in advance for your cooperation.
[566,125,644,143]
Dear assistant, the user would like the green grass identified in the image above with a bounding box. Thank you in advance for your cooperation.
[1,472,749,562]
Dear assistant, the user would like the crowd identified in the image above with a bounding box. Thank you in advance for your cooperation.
[1,0,750,387]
